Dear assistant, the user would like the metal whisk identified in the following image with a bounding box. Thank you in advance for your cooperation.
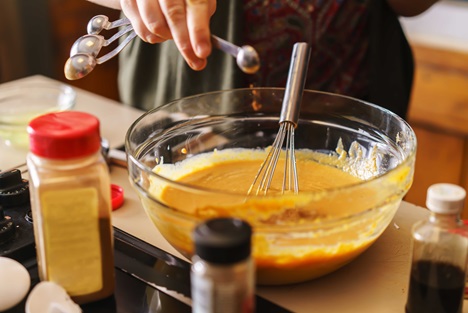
[248,42,311,195]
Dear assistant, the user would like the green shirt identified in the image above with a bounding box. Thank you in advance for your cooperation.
[118,0,413,119]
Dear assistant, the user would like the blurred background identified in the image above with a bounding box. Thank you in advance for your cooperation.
[0,0,467,214]
[0,0,120,100]
[398,0,468,215]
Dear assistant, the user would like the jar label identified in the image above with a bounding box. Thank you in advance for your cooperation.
[41,187,103,295]
[191,275,254,313]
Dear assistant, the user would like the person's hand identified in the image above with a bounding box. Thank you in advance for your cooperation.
[120,0,216,70]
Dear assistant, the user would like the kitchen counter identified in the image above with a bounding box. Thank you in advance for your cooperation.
[1,75,467,312]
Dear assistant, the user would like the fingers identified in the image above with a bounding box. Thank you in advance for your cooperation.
[120,0,165,44]
[120,0,215,71]
[137,0,172,41]
[186,0,214,59]
[159,0,207,70]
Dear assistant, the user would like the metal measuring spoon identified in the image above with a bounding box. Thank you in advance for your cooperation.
[64,54,97,80]
[70,25,133,57]
[65,16,260,80]
[64,31,137,80]
[87,15,131,35]
[211,35,260,75]
[85,15,260,74]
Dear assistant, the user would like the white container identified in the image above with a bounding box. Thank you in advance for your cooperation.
[405,183,467,313]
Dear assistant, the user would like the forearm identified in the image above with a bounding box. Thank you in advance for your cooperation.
[87,0,122,11]
[386,0,439,17]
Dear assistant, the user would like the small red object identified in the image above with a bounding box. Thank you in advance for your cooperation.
[111,184,124,211]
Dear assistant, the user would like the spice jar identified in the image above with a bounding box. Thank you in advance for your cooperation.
[27,111,114,304]
[191,217,255,313]
[405,183,467,313]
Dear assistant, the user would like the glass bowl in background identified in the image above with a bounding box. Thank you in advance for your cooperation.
[126,88,417,285]
[0,80,76,148]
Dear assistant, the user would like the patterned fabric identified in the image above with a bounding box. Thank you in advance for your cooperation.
[243,0,370,99]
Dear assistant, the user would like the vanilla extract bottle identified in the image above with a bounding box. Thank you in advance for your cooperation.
[406,183,467,313]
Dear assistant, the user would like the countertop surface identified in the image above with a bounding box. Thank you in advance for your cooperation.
[2,75,467,312]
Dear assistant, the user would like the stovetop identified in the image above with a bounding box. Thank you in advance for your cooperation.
[0,169,291,313]
[4,228,290,313]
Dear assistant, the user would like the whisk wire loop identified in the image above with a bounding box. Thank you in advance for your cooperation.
[248,121,300,196]
[248,124,285,195]
[260,123,286,194]
[283,122,299,193]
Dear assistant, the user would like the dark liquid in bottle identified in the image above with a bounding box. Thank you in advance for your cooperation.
[406,260,465,313]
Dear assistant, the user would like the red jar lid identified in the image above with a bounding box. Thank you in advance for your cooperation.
[28,111,101,159]
[111,184,124,211]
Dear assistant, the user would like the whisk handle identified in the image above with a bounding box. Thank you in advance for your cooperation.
[280,42,311,126]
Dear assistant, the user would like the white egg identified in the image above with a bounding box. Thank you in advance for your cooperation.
[26,281,82,313]
[0,257,31,311]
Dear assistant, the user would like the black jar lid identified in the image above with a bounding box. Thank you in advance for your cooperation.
[193,218,252,265]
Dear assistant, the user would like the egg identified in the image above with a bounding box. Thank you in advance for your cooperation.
[25,281,82,313]
[0,257,31,311]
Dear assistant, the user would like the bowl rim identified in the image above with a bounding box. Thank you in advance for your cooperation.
[125,87,417,207]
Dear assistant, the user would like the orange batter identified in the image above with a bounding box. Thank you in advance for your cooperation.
[149,148,397,284]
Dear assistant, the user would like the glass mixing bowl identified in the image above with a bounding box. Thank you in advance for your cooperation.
[126,88,416,285]
[0,80,76,148]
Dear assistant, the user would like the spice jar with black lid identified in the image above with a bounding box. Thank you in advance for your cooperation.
[191,217,255,313]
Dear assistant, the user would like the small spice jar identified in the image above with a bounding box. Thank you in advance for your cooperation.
[27,111,114,304]
[191,217,255,313]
